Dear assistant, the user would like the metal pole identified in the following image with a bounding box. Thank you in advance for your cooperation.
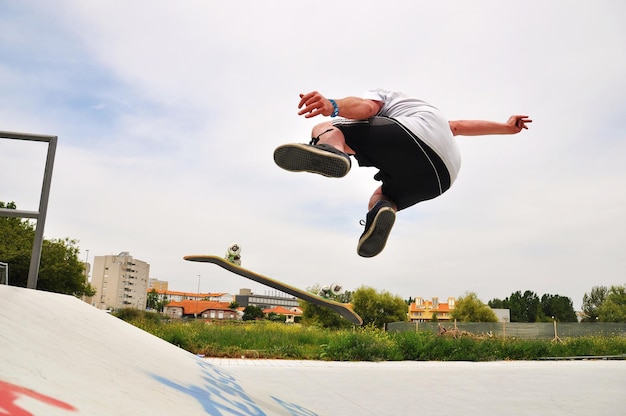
[26,136,57,289]
[0,262,8,285]
[0,209,39,218]
[195,275,201,319]
[84,249,90,278]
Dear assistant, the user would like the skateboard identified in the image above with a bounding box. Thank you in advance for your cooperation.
[183,255,363,325]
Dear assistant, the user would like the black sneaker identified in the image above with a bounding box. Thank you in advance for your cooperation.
[357,200,396,257]
[273,143,351,178]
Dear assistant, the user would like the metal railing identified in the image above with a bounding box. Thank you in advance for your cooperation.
[0,131,57,289]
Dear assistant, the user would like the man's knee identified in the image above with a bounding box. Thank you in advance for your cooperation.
[311,121,335,137]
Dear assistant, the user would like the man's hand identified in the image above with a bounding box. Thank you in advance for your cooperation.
[507,115,532,133]
[298,91,332,118]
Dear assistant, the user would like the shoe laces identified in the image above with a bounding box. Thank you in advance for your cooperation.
[309,128,334,146]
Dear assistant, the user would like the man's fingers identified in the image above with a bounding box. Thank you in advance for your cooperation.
[297,91,331,118]
[512,115,532,130]
[519,117,532,129]
[298,101,322,117]
[303,107,322,118]
[298,91,319,108]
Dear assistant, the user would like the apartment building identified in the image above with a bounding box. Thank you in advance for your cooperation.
[91,252,150,311]
[408,296,456,322]
[148,278,169,291]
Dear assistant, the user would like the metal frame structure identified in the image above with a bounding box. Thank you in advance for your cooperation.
[0,131,57,289]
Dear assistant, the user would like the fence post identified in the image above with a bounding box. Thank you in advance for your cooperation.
[0,262,7,285]
[552,319,562,343]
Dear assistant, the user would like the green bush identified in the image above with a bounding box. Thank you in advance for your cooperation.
[321,327,402,361]
[124,319,626,361]
[114,308,163,324]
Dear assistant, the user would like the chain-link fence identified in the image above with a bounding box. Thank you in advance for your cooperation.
[386,321,626,339]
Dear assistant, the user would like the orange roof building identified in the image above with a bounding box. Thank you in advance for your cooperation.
[163,300,238,320]
[263,306,303,323]
[408,297,456,322]
[148,289,231,303]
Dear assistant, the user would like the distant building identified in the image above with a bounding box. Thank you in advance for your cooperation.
[264,306,303,323]
[163,300,238,320]
[91,252,149,311]
[150,289,232,303]
[408,297,456,322]
[235,288,299,310]
[491,308,511,323]
[148,278,169,291]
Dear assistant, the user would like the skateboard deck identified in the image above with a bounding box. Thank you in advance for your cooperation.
[184,255,363,325]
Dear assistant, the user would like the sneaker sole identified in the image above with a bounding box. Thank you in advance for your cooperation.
[274,144,350,178]
[357,208,396,258]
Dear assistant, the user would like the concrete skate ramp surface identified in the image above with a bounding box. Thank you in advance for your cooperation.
[3,285,625,416]
[0,285,317,415]
[209,358,626,415]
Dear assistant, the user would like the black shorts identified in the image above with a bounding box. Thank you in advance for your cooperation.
[334,116,451,211]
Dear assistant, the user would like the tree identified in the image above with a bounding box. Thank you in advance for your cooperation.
[0,202,94,297]
[506,290,542,322]
[490,290,576,322]
[540,294,577,322]
[351,286,408,328]
[147,289,160,310]
[38,237,95,297]
[242,305,265,321]
[301,300,352,329]
[266,312,285,322]
[582,286,609,322]
[0,202,32,286]
[300,284,353,328]
[451,292,498,322]
[488,298,506,309]
[597,285,626,322]
[147,289,168,312]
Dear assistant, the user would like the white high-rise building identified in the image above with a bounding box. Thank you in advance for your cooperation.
[91,252,150,311]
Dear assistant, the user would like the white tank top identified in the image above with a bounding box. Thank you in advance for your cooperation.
[364,89,461,183]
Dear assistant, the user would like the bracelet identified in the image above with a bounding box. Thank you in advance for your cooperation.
[329,99,339,117]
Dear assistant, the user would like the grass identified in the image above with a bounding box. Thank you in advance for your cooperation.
[118,313,626,361]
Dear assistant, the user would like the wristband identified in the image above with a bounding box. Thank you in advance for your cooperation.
[329,99,339,117]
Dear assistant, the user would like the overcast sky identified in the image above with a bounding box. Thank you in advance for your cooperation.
[1,1,624,310]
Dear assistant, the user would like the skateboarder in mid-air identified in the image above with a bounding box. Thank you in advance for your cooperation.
[274,89,531,258]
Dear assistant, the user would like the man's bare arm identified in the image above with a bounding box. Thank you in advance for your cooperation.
[449,115,532,136]
[298,91,382,120]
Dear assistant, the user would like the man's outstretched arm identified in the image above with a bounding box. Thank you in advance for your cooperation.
[449,115,532,136]
[297,91,382,120]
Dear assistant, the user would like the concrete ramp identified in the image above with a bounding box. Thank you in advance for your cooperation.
[0,285,318,415]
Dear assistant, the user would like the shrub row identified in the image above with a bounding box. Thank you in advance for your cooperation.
[118,314,626,361]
